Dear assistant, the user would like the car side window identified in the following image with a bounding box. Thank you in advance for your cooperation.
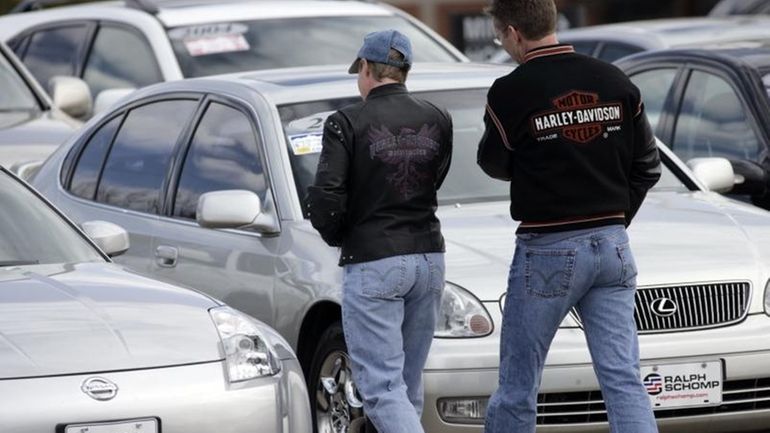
[83,25,163,98]
[69,116,122,200]
[97,99,198,213]
[672,70,760,162]
[173,102,267,220]
[22,25,89,91]
[630,68,678,131]
[598,43,644,63]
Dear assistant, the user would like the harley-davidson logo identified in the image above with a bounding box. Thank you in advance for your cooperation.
[530,91,623,144]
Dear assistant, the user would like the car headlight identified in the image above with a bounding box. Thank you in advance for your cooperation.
[765,280,770,316]
[434,282,493,338]
[210,306,281,382]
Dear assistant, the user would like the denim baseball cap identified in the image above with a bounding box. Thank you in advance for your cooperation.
[348,29,413,74]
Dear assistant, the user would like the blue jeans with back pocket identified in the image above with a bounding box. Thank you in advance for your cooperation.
[485,225,658,433]
[342,253,445,433]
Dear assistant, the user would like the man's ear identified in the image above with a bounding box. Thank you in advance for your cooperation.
[509,25,522,43]
[360,59,370,77]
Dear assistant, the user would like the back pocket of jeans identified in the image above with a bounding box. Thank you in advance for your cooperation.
[361,256,408,298]
[524,248,576,298]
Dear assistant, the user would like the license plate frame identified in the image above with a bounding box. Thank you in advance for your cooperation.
[641,360,723,410]
[62,417,159,433]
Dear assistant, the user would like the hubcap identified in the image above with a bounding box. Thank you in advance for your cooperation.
[316,350,365,433]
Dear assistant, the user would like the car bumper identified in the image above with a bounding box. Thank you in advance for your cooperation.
[0,359,311,433]
[422,305,770,433]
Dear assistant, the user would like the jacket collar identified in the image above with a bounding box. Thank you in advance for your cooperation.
[523,44,575,63]
[366,82,407,100]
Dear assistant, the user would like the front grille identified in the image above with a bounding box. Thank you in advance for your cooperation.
[573,282,751,333]
[536,377,770,425]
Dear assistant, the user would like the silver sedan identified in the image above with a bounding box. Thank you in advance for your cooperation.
[0,166,310,433]
[31,63,770,433]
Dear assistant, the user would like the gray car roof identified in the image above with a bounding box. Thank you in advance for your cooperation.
[131,62,510,106]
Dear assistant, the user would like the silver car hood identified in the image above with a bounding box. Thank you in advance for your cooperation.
[439,190,770,302]
[0,263,222,379]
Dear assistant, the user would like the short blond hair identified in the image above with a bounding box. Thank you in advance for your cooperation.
[366,49,409,83]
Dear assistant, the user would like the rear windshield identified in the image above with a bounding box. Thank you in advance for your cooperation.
[168,16,459,78]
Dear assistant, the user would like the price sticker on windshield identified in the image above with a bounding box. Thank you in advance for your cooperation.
[289,133,323,156]
[169,23,250,57]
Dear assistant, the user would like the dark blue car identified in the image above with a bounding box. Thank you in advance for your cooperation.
[616,42,770,208]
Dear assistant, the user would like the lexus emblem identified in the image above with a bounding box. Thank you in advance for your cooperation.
[81,377,118,401]
[650,297,677,317]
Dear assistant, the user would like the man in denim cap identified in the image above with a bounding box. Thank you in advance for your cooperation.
[307,29,453,433]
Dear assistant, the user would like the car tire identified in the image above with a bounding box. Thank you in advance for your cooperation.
[309,322,367,433]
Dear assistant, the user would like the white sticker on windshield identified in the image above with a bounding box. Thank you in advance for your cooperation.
[168,23,248,41]
[289,133,324,156]
[184,34,250,57]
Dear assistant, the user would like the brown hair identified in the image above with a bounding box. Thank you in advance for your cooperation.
[367,49,409,83]
[486,0,557,40]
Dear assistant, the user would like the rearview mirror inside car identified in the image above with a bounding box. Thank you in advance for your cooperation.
[81,220,130,257]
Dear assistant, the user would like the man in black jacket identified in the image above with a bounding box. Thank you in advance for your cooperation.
[478,1,661,433]
[306,30,453,433]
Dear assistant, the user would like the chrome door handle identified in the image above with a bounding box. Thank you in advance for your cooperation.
[155,245,178,268]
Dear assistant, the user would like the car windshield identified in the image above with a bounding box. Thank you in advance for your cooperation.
[168,16,459,78]
[279,87,687,215]
[0,171,104,267]
[0,50,38,112]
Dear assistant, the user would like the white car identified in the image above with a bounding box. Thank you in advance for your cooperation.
[30,62,770,432]
[0,0,467,117]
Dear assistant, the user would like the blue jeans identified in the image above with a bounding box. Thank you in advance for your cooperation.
[342,253,445,433]
[485,225,658,433]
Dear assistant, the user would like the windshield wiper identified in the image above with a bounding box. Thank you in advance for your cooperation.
[0,260,40,267]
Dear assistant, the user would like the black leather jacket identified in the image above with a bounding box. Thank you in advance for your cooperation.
[306,83,453,265]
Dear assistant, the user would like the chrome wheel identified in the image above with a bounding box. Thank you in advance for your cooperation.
[315,349,365,433]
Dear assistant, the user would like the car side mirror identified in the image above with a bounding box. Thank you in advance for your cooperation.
[686,157,736,193]
[94,88,136,115]
[196,189,279,234]
[49,76,92,119]
[81,220,130,257]
[728,159,768,196]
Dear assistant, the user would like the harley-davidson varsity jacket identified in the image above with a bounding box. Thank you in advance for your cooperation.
[477,44,661,233]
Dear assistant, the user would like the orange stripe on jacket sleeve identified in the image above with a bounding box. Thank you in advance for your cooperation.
[486,104,512,150]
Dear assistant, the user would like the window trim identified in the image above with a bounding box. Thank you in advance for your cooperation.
[163,94,280,230]
[15,20,98,80]
[61,92,203,215]
[82,21,163,90]
[670,63,765,161]
[625,63,688,144]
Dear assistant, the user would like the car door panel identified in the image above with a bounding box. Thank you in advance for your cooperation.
[150,99,279,326]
